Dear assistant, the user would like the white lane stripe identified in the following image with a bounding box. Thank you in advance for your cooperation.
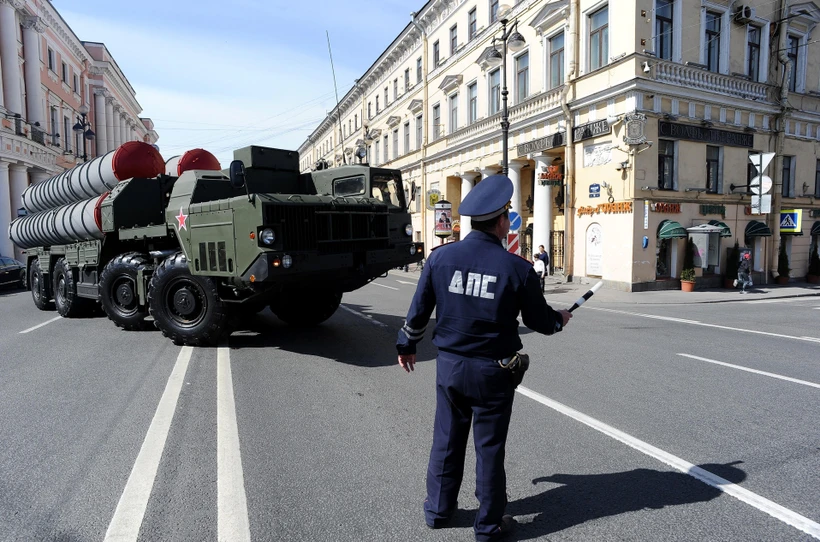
[371,282,399,291]
[104,347,193,542]
[396,280,417,285]
[561,304,820,344]
[339,305,388,328]
[19,316,61,334]
[516,386,820,539]
[218,346,251,542]
[677,354,820,389]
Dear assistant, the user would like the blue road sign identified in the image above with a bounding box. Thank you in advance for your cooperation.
[509,211,522,231]
[590,183,601,198]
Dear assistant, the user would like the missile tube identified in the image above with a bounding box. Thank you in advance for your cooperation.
[9,194,106,249]
[165,148,221,176]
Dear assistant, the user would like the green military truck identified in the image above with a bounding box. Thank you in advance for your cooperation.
[10,143,422,346]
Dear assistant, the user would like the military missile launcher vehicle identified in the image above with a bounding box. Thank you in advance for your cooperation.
[9,142,423,345]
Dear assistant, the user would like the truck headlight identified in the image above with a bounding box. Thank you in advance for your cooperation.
[409,245,416,255]
[404,224,413,236]
[282,255,292,268]
[261,228,275,245]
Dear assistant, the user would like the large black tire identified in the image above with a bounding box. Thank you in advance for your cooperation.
[147,252,227,346]
[53,257,94,318]
[271,290,342,327]
[29,258,53,311]
[99,253,151,330]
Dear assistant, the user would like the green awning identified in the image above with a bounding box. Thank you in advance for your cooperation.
[708,219,732,237]
[658,220,687,239]
[811,221,820,236]
[745,220,773,238]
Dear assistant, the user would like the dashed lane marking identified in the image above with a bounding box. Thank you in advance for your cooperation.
[678,353,820,390]
[339,305,388,328]
[371,282,399,291]
[19,316,61,334]
[517,386,820,540]
[395,280,417,285]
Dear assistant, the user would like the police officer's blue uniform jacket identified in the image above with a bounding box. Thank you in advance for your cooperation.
[396,176,563,358]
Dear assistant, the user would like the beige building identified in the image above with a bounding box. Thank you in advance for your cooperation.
[300,0,820,291]
[0,0,158,261]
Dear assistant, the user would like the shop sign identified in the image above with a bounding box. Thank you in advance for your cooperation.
[573,119,611,142]
[589,184,601,198]
[651,202,681,213]
[586,223,603,276]
[623,113,647,145]
[780,209,802,233]
[699,204,726,218]
[537,165,563,186]
[658,121,753,148]
[517,132,565,157]
[577,201,633,217]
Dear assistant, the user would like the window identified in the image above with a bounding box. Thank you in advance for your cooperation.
[468,8,477,40]
[384,135,389,162]
[355,114,358,129]
[375,141,380,165]
[433,41,440,66]
[393,129,399,159]
[50,107,58,146]
[63,117,72,152]
[747,150,759,191]
[376,95,380,113]
[747,26,761,81]
[416,114,423,148]
[404,68,410,90]
[549,33,565,89]
[47,48,54,71]
[787,35,799,92]
[433,104,441,140]
[515,52,529,102]
[782,155,795,197]
[61,62,68,83]
[349,119,352,135]
[404,122,410,154]
[705,11,721,72]
[655,0,673,60]
[417,57,422,83]
[589,7,609,71]
[449,93,458,133]
[368,102,372,119]
[450,25,458,55]
[706,146,720,193]
[815,159,820,197]
[489,68,501,115]
[73,74,79,94]
[384,87,388,106]
[393,79,398,100]
[468,82,478,124]
[658,140,675,189]
[490,0,499,23]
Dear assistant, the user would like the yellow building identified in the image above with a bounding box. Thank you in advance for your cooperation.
[300,0,820,291]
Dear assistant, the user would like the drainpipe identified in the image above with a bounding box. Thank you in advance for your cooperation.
[560,0,578,280]
[770,0,791,282]
[411,12,429,254]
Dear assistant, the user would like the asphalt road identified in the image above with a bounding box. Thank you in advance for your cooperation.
[0,274,818,542]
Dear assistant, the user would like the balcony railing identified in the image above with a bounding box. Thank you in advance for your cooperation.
[654,60,771,102]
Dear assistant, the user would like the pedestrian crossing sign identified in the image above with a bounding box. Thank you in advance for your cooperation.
[779,209,802,233]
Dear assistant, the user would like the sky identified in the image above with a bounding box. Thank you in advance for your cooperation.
[55,0,422,168]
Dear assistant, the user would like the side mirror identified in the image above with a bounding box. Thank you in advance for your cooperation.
[229,160,246,189]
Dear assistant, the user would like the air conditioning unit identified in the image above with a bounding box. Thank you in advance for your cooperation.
[734,5,756,24]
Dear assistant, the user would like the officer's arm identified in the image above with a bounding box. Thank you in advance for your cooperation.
[396,262,436,355]
[519,267,562,335]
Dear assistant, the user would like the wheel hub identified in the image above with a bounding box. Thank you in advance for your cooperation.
[115,283,135,306]
[173,287,197,316]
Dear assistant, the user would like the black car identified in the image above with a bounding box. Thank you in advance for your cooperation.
[0,256,25,288]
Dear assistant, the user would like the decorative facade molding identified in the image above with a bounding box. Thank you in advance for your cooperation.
[21,16,46,33]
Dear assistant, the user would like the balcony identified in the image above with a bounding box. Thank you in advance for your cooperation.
[653,60,771,102]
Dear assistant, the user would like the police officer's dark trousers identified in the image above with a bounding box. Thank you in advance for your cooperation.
[425,350,515,540]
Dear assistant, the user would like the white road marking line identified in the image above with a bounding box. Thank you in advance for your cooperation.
[393,273,419,282]
[218,346,251,542]
[396,280,417,285]
[371,282,399,291]
[678,354,820,389]
[339,304,388,328]
[104,347,194,542]
[566,304,820,344]
[19,316,61,334]
[516,386,820,540]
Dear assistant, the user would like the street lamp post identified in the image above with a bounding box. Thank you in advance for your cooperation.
[481,4,526,176]
[72,104,95,162]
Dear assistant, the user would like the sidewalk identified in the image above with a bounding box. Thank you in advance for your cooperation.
[541,274,820,306]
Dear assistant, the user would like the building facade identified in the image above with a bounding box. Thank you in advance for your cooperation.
[300,0,820,291]
[0,0,158,261]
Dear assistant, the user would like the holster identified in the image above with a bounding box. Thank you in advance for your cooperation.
[498,352,530,388]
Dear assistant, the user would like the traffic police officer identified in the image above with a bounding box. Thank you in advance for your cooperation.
[396,174,572,541]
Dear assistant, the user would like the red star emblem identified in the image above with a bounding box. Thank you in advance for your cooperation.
[176,207,188,231]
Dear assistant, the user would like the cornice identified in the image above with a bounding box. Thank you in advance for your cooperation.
[0,0,26,10]
[38,3,89,63]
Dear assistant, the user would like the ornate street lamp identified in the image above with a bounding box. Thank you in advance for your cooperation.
[480,4,526,176]
[72,104,95,162]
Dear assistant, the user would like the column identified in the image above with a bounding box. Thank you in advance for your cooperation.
[0,162,12,257]
[458,171,478,240]
[111,106,122,148]
[507,161,524,221]
[480,167,497,180]
[120,114,127,145]
[94,90,108,155]
[8,163,27,259]
[22,16,45,128]
[0,0,23,115]
[533,154,555,271]
[129,123,136,142]
[105,98,115,151]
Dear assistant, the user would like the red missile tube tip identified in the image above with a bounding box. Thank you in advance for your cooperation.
[111,141,166,181]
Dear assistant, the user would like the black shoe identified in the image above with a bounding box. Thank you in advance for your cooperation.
[476,515,517,541]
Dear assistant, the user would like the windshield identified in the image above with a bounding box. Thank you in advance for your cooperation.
[333,175,366,197]
[371,173,406,210]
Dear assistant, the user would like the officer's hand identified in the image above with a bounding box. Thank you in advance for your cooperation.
[398,354,416,373]
[558,310,573,327]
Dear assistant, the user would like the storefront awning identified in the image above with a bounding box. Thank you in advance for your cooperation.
[812,221,820,236]
[657,220,687,239]
[707,219,732,237]
[745,220,773,238]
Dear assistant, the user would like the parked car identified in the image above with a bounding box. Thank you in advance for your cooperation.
[0,256,25,288]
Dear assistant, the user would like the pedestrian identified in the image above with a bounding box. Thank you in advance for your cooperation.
[533,257,546,293]
[396,174,572,542]
[735,252,753,294]
[536,244,550,275]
